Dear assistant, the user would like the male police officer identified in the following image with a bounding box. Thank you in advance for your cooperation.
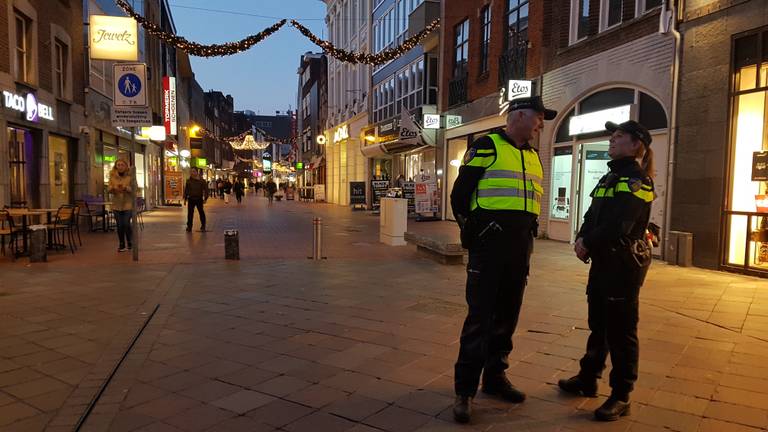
[451,96,556,423]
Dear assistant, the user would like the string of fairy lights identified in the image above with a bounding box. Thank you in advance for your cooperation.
[115,0,286,57]
[290,19,440,66]
[113,0,440,64]
[196,127,293,152]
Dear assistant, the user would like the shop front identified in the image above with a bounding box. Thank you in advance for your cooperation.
[1,84,84,209]
[540,33,674,249]
[325,113,368,206]
[722,28,768,275]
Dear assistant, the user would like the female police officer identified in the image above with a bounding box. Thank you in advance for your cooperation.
[558,120,655,422]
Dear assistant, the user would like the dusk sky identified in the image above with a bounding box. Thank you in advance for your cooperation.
[170,1,328,114]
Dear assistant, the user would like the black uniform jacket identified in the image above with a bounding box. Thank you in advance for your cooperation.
[450,130,538,233]
[578,156,655,291]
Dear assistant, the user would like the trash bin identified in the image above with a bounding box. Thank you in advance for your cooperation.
[666,230,693,267]
[29,225,47,263]
[224,230,239,260]
[379,198,408,246]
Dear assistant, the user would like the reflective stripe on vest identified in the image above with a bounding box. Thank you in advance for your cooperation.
[471,134,544,215]
[593,178,655,203]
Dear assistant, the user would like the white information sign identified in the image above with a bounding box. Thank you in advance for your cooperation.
[111,106,152,127]
[113,63,147,107]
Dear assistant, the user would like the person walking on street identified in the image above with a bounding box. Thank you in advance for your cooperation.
[558,121,656,422]
[184,168,209,232]
[107,159,134,252]
[265,178,277,204]
[450,96,557,424]
[234,179,245,204]
[217,179,224,199]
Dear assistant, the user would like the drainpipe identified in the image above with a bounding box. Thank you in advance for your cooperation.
[662,0,682,262]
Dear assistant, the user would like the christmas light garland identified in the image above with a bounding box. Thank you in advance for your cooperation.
[290,19,440,65]
[114,0,286,57]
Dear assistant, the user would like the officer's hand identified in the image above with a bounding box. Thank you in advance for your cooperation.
[574,238,590,263]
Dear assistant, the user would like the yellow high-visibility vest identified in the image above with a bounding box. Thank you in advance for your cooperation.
[470,133,544,215]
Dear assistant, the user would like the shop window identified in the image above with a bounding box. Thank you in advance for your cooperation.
[639,92,668,130]
[578,88,634,114]
[639,0,662,12]
[555,109,575,144]
[8,127,29,207]
[550,146,573,220]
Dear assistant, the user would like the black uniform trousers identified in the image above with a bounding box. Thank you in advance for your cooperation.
[577,257,646,400]
[454,227,532,397]
[187,198,206,229]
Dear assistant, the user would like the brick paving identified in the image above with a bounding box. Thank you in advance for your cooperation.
[1,191,768,431]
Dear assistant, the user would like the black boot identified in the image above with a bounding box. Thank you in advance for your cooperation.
[558,375,598,397]
[482,375,526,403]
[594,397,631,421]
[452,396,472,424]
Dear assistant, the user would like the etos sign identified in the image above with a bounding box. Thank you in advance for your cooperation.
[3,91,54,122]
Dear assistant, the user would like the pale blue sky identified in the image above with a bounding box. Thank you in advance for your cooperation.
[170,0,328,113]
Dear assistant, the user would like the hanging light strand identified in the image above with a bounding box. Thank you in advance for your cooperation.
[289,19,440,65]
[114,0,286,57]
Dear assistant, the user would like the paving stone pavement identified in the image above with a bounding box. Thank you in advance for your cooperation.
[1,192,768,431]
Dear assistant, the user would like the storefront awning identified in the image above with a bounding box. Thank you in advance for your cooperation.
[360,140,429,159]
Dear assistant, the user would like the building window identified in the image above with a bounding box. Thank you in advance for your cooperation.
[54,39,68,98]
[639,0,662,13]
[14,11,32,83]
[454,20,469,78]
[570,0,589,44]
[600,0,623,31]
[480,5,491,75]
[397,0,408,39]
[506,0,529,49]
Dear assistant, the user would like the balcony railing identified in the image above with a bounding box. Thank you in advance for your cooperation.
[498,38,528,87]
[448,74,468,107]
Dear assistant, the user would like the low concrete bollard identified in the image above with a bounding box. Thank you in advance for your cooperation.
[29,225,47,263]
[224,230,239,260]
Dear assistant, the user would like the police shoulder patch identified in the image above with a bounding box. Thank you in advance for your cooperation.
[628,178,643,192]
[463,148,477,164]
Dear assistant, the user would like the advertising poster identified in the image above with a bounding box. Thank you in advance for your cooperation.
[371,180,390,209]
[403,181,416,212]
[164,171,183,203]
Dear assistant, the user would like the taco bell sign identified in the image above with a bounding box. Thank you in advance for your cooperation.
[3,90,54,122]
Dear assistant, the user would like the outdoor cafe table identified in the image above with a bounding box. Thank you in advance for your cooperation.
[6,208,57,255]
[87,201,113,231]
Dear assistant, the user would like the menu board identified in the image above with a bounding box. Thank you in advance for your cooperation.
[371,180,390,209]
[753,151,768,181]
[403,182,415,212]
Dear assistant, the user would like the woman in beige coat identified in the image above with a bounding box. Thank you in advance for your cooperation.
[107,159,133,252]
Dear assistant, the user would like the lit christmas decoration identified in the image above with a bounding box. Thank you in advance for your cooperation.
[230,135,270,151]
[290,19,440,65]
[114,0,286,57]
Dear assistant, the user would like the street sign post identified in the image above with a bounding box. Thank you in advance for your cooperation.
[114,63,147,107]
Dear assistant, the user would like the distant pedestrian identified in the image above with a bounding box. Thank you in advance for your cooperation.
[217,179,224,199]
[184,168,208,232]
[265,178,277,204]
[108,159,134,252]
[234,179,245,204]
[223,179,233,204]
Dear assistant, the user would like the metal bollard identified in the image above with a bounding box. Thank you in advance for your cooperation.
[311,217,324,260]
[224,230,239,260]
[29,225,47,263]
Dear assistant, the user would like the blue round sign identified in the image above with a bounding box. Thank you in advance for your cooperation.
[118,73,142,98]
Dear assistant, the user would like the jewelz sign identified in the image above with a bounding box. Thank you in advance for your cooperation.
[88,15,139,61]
[163,76,177,135]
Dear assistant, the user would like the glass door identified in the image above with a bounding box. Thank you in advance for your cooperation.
[575,141,610,234]
[48,135,70,209]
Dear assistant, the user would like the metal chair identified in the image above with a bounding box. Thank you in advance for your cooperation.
[0,210,20,260]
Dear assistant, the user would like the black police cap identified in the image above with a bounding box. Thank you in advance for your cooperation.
[509,96,557,120]
[605,120,652,147]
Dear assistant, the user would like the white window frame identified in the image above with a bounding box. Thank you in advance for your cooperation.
[54,39,66,97]
[599,0,623,33]
[636,0,662,16]
[569,0,588,45]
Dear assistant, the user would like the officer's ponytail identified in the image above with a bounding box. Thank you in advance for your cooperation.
[640,146,655,179]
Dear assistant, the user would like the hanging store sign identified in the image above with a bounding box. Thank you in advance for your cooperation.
[89,15,139,61]
[423,114,440,129]
[333,125,349,143]
[137,126,167,141]
[3,91,54,122]
[163,77,177,135]
[508,80,532,101]
[446,115,463,129]
[262,151,273,174]
[113,63,147,107]
[569,105,632,136]
[316,135,327,145]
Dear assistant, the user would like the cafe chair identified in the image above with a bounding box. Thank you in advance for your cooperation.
[76,200,106,232]
[0,210,20,260]
[47,205,77,254]
[136,197,146,230]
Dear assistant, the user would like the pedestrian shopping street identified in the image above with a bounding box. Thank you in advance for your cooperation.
[1,194,767,431]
